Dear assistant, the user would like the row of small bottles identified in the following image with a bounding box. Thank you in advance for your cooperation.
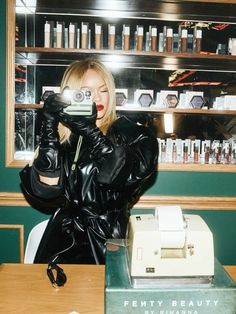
[158,138,236,164]
[44,20,202,52]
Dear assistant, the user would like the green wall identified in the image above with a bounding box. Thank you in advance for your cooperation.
[0,0,236,265]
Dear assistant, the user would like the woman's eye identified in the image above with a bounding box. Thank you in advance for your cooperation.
[101,89,108,93]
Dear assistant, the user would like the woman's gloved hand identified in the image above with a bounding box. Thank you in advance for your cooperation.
[59,103,113,157]
[58,102,97,136]
[43,93,70,122]
[33,93,70,177]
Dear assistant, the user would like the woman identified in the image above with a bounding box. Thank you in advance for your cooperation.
[20,59,158,264]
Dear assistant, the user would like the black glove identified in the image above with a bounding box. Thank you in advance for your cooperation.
[59,103,113,157]
[33,93,70,177]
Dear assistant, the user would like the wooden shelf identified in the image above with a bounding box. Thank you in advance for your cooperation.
[15,104,43,109]
[15,103,236,115]
[159,162,236,172]
[8,157,236,172]
[117,107,236,115]
[16,47,236,71]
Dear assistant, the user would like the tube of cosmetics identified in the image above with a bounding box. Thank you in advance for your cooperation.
[108,24,116,50]
[95,23,102,49]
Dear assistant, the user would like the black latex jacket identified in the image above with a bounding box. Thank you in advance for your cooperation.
[20,116,158,264]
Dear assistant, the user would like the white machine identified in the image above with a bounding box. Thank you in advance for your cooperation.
[126,206,214,287]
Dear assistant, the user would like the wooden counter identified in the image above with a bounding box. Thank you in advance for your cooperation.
[0,263,235,314]
[0,263,105,314]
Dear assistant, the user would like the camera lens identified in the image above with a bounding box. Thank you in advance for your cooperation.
[73,91,84,102]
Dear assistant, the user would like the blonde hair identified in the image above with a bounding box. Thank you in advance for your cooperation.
[58,59,117,143]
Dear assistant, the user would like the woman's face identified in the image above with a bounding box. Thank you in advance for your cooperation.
[80,69,110,121]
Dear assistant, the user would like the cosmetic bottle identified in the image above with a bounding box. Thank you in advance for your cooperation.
[194,27,202,53]
[172,143,177,163]
[160,143,166,163]
[137,25,144,51]
[151,26,157,51]
[232,146,236,164]
[194,144,199,164]
[180,29,188,53]
[183,145,188,163]
[216,144,222,164]
[69,23,77,49]
[145,31,150,51]
[108,24,116,50]
[81,22,89,49]
[56,21,64,48]
[166,27,173,52]
[44,21,51,48]
[204,146,210,164]
[227,145,232,164]
[123,24,130,50]
[95,23,102,49]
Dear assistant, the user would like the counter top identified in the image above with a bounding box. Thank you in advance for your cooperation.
[0,263,235,314]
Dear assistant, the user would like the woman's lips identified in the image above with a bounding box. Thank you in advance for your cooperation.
[96,104,104,111]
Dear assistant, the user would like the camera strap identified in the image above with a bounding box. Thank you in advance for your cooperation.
[71,135,83,172]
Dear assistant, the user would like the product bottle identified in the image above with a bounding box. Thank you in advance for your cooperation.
[161,143,166,163]
[183,145,188,163]
[137,25,144,51]
[166,27,173,52]
[151,26,157,51]
[227,145,232,164]
[194,144,199,163]
[108,24,116,50]
[216,144,222,164]
[172,143,177,163]
[81,22,89,49]
[44,21,51,48]
[195,27,202,53]
[204,146,210,164]
[180,29,188,53]
[123,24,130,51]
[95,23,102,49]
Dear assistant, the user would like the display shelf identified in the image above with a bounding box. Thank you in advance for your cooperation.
[15,103,236,116]
[15,104,43,109]
[16,47,236,71]
[159,162,236,172]
[116,107,236,115]
[6,0,236,171]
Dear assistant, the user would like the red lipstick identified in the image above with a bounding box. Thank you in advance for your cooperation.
[96,104,104,111]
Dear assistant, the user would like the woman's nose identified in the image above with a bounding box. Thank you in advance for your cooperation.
[92,91,100,102]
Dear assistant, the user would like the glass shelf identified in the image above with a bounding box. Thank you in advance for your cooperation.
[16,47,236,71]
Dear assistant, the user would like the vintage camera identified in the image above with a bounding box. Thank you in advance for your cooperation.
[62,89,93,116]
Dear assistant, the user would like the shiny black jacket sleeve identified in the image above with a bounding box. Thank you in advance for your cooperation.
[96,116,158,189]
[20,116,158,212]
